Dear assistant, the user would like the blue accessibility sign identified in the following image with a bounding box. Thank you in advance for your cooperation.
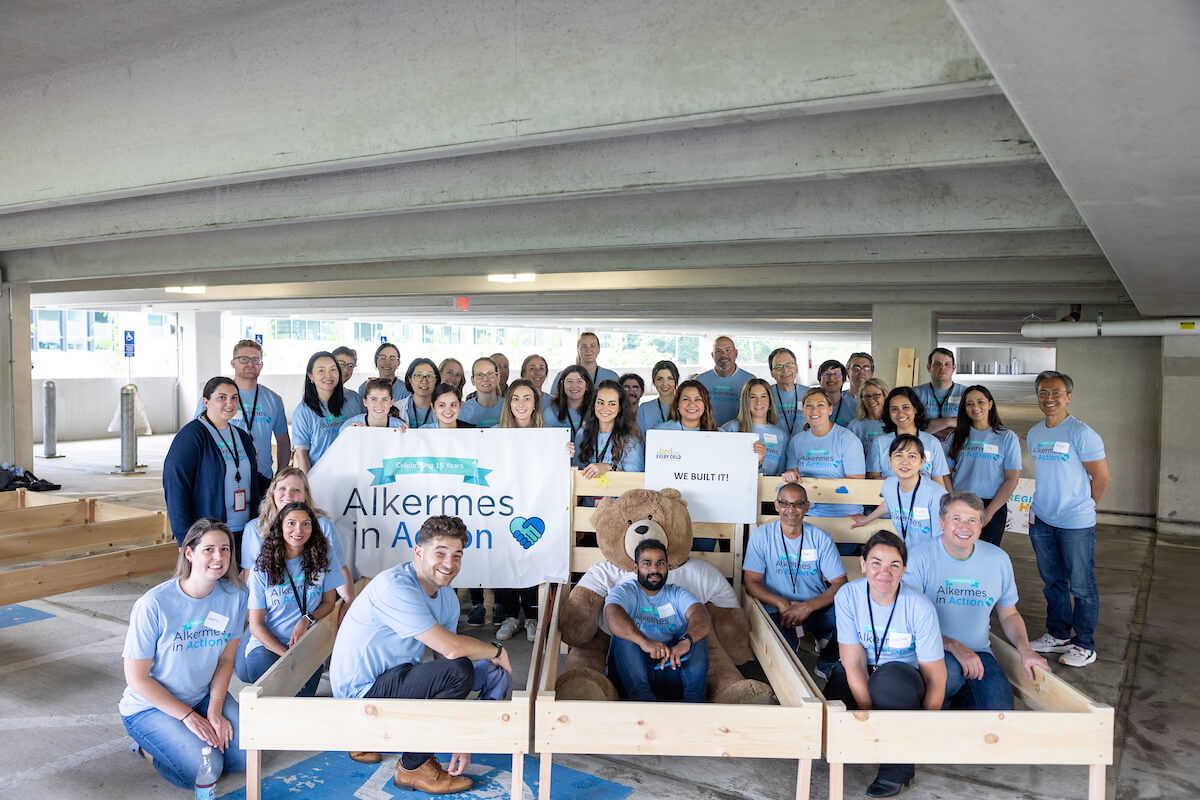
[123,330,135,357]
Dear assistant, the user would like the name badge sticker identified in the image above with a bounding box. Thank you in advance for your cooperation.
[1053,441,1070,455]
[763,434,778,445]
[982,443,1000,455]
[913,507,930,520]
[204,611,230,633]
[656,602,676,619]
[800,549,819,562]
[886,631,913,650]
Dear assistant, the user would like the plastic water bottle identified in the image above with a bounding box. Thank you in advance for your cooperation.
[194,746,219,800]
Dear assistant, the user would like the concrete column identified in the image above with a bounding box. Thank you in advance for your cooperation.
[0,282,34,466]
[870,304,937,389]
[1158,335,1200,534]
[177,311,225,429]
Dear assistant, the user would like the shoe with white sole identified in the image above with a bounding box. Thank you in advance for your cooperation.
[1059,645,1097,667]
[1030,632,1072,653]
[525,619,538,642]
[496,617,521,641]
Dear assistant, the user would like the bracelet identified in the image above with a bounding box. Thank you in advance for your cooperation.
[682,633,694,646]
[491,641,504,659]
[181,709,196,722]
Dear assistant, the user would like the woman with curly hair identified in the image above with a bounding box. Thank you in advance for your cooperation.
[245,502,344,696]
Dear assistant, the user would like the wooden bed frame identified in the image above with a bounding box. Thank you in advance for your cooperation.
[532,470,824,800]
[0,489,176,606]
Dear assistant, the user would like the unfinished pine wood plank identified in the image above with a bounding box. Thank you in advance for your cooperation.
[757,476,885,506]
[840,556,865,580]
[241,695,525,752]
[742,594,823,704]
[0,515,167,566]
[573,469,645,497]
[990,634,1102,714]
[17,490,68,508]
[255,608,340,699]
[1088,764,1106,800]
[0,543,177,605]
[0,498,87,533]
[825,707,1112,764]
[573,507,734,539]
[0,491,26,512]
[896,347,917,388]
[91,500,165,523]
[246,749,262,800]
[571,546,734,576]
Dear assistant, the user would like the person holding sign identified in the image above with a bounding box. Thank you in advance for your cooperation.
[694,336,755,426]
[545,364,593,438]
[637,360,679,434]
[245,502,344,696]
[330,516,513,792]
[575,380,646,476]
[653,380,718,432]
[340,378,406,431]
[781,388,866,516]
[866,387,951,489]
[396,358,441,429]
[165,377,265,547]
[292,351,353,472]
[424,383,477,429]
[604,539,711,703]
[720,378,790,476]
[120,519,248,788]
[768,347,805,438]
[743,483,846,674]
[826,530,945,798]
[943,385,1022,546]
[851,435,948,550]
[459,357,503,428]
[848,378,889,456]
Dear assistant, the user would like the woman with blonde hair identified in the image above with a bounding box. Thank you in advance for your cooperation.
[721,378,790,476]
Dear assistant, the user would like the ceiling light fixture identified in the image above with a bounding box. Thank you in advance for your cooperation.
[486,273,536,283]
[164,286,206,294]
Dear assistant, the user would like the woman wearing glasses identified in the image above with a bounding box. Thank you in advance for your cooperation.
[768,348,805,438]
[356,342,408,402]
[817,359,856,427]
[395,358,441,428]
[459,357,503,428]
[848,378,889,456]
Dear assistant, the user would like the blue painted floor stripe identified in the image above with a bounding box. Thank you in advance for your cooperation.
[220,751,633,800]
[0,604,55,629]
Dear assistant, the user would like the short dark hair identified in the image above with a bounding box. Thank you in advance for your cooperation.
[332,345,357,360]
[1035,370,1074,394]
[416,515,470,547]
[927,347,955,365]
[847,351,874,368]
[888,432,926,459]
[618,373,644,391]
[863,530,908,565]
[818,359,846,379]
[940,491,985,518]
[775,482,808,503]
[633,538,668,563]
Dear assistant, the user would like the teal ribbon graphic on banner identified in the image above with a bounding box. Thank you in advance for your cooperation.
[368,457,492,487]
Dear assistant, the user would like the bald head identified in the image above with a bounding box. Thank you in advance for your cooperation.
[712,336,738,376]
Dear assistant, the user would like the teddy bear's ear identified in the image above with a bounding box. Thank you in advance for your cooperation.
[595,496,612,513]
[660,487,687,508]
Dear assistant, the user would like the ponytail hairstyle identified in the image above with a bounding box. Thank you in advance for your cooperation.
[362,378,402,420]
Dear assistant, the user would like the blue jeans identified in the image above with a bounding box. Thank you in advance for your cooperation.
[766,605,837,666]
[245,644,323,697]
[943,651,1014,710]
[1029,520,1099,650]
[122,692,246,789]
[608,635,709,703]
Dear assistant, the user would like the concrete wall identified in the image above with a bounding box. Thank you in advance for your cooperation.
[1157,336,1200,534]
[958,345,1055,375]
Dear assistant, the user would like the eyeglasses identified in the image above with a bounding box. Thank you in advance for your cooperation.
[337,361,356,369]
[233,357,263,366]
[473,370,498,379]
[412,372,437,381]
[776,500,810,510]
[820,371,843,380]
[377,355,400,363]
[771,362,797,371]
[1037,390,1067,399]
[861,392,885,401]
[849,364,873,372]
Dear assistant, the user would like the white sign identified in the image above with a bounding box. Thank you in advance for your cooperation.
[1005,477,1036,535]
[308,427,571,586]
[643,430,758,524]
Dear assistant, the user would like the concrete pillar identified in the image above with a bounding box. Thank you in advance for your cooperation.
[871,304,937,389]
[1158,335,1200,534]
[177,311,225,429]
[0,282,34,466]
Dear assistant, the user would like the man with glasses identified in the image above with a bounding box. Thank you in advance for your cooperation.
[1025,371,1110,668]
[817,359,856,426]
[743,483,846,675]
[768,347,806,437]
[695,336,755,426]
[846,352,875,400]
[332,346,365,417]
[194,339,289,474]
[913,348,963,440]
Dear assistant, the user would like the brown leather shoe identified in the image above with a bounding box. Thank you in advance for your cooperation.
[349,751,382,764]
[393,756,473,794]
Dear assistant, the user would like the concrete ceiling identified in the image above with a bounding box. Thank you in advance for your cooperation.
[4,0,1184,343]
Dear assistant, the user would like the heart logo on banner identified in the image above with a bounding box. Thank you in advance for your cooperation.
[510,516,546,550]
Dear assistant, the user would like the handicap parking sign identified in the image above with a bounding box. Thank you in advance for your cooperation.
[123,330,135,357]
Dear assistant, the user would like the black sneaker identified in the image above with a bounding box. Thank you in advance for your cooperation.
[492,603,505,625]
[466,604,485,626]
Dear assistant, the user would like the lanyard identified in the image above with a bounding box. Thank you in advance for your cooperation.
[205,416,242,483]
[780,526,807,596]
[657,400,668,423]
[894,474,921,542]
[593,430,614,467]
[830,396,843,425]
[284,564,309,617]
[413,402,432,427]
[866,592,899,667]
[931,384,956,418]
[567,408,582,440]
[775,386,797,434]
[236,386,260,436]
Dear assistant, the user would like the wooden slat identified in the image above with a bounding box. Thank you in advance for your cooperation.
[757,476,884,506]
[895,347,917,389]
[573,507,735,539]
[0,498,87,533]
[0,515,167,566]
[743,594,823,709]
[572,469,646,497]
[0,490,26,512]
[753,515,897,545]
[570,546,735,577]
[16,490,69,508]
[0,543,178,605]
[91,500,166,524]
[991,634,1106,715]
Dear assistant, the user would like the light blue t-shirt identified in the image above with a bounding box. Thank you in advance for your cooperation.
[868,431,951,479]
[241,515,346,577]
[358,378,409,403]
[342,387,365,418]
[544,404,585,438]
[772,385,804,438]
[743,520,845,602]
[246,555,345,655]
[193,385,287,475]
[880,475,947,546]
[784,425,866,516]
[720,420,790,476]
[834,580,942,668]
[830,390,857,427]
[1027,416,1106,528]
[573,429,646,472]
[913,382,965,422]
[606,581,700,644]
[848,417,885,456]
[330,562,460,699]
[338,413,404,433]
[944,427,1022,500]
[201,420,253,532]
[549,365,619,395]
[119,578,248,716]
[637,399,673,435]
[903,539,1019,654]
[396,396,436,429]
[458,396,502,428]
[694,368,756,427]
[291,400,352,466]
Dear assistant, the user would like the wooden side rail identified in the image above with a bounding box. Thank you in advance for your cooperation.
[0,514,167,566]
[0,543,178,605]
[0,498,88,534]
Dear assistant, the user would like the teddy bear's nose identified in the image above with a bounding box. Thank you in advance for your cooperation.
[634,524,649,535]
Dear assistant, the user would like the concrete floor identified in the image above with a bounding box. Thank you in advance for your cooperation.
[1,422,1195,800]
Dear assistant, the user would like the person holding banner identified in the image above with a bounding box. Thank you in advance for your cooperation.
[549,331,619,394]
[292,351,353,472]
[943,385,1022,546]
[357,342,408,401]
[498,379,546,430]
[781,388,866,516]
[637,360,679,434]
[545,364,593,439]
[768,347,805,438]
[438,358,467,393]
[575,381,646,476]
[720,378,789,476]
[459,357,503,428]
[396,358,441,429]
[852,434,948,549]
[330,515,513,792]
[866,387,951,489]
[424,384,477,429]
[245,502,343,697]
[520,353,550,397]
[848,378,889,457]
[653,380,718,432]
[340,378,406,431]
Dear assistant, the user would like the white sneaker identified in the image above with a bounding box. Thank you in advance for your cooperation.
[1030,633,1072,653]
[1059,645,1097,667]
[496,617,521,641]
[525,619,538,642]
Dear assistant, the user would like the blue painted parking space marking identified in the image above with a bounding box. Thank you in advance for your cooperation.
[0,604,55,629]
[220,751,633,800]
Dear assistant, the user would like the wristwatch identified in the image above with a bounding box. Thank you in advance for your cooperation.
[491,641,504,658]
[682,633,694,646]
[303,613,316,624]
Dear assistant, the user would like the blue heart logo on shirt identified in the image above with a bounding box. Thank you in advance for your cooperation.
[510,516,546,549]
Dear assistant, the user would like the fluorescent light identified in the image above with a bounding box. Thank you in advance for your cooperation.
[164,286,206,294]
[486,273,536,284]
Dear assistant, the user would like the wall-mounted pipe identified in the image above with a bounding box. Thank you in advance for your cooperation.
[1021,317,1200,339]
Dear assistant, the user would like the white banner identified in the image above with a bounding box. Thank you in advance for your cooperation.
[308,427,571,586]
[1005,477,1036,535]
[643,430,759,524]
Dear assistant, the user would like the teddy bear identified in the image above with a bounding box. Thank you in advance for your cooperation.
[555,487,774,705]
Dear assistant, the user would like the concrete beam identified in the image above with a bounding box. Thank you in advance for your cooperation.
[871,304,938,389]
[0,283,34,466]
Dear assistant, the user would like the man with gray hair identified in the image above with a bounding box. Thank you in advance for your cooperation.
[902,491,1047,709]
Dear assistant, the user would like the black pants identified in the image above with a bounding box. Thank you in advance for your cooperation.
[365,657,474,769]
[469,588,485,605]
[824,661,925,784]
[495,587,538,620]
[980,500,1007,547]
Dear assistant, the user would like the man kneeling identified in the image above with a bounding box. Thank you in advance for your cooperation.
[604,539,711,702]
[330,515,512,794]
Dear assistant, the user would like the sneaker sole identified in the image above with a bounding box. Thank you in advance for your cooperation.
[1060,653,1097,667]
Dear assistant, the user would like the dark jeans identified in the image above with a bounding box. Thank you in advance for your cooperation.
[1029,519,1099,650]
[365,657,475,770]
[607,635,709,703]
[943,651,1014,710]
[245,645,322,697]
[825,661,925,785]
[980,500,1007,547]
[495,587,538,621]
[766,605,838,668]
